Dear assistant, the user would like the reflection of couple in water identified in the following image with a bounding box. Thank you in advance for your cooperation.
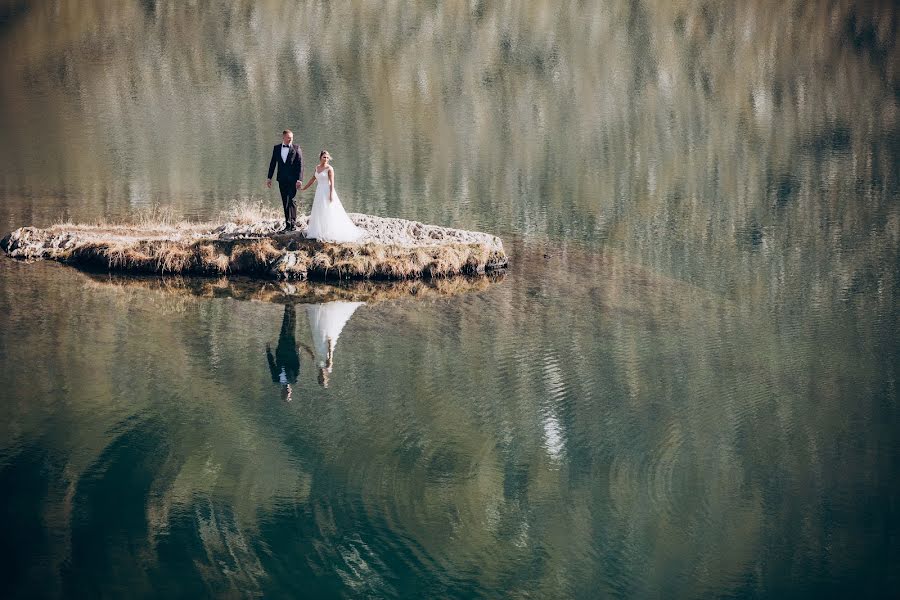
[266,301,364,400]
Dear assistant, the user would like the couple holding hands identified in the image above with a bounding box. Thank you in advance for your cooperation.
[266,129,364,243]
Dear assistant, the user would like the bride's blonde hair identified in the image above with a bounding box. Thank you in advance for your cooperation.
[319,149,332,162]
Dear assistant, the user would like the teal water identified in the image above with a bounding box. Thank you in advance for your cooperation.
[1,1,898,598]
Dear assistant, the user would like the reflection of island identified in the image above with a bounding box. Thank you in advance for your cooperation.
[77,269,502,396]
[80,271,504,306]
[266,304,301,401]
[302,302,365,388]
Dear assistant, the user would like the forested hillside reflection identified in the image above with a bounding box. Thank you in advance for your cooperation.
[0,1,896,294]
[1,243,894,596]
[0,0,896,596]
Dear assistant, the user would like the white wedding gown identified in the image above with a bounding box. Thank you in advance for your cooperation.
[306,168,365,242]
[305,301,365,370]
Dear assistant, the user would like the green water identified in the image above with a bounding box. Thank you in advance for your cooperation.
[0,1,897,598]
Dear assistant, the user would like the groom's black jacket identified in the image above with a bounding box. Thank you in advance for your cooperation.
[268,143,303,183]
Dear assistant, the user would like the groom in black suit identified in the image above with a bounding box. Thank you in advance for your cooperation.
[266,129,304,231]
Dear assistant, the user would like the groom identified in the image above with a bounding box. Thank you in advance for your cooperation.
[266,129,303,231]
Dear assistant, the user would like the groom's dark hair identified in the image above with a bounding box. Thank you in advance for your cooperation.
[282,129,293,135]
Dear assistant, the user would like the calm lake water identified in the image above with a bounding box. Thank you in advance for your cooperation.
[1,1,898,598]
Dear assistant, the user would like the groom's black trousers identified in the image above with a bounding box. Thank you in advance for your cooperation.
[278,180,298,226]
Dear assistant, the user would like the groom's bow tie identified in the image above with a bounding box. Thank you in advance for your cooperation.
[282,144,290,148]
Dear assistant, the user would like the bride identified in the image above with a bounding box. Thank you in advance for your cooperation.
[300,150,365,243]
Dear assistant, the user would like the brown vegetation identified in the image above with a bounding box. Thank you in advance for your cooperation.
[1,215,508,281]
[80,270,505,306]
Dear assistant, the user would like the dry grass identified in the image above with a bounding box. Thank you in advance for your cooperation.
[70,240,196,274]
[39,237,503,280]
[229,239,283,273]
[53,237,502,280]
[224,199,281,225]
[269,242,498,280]
[47,200,278,235]
[135,205,185,231]
[3,203,508,281]
[196,243,230,273]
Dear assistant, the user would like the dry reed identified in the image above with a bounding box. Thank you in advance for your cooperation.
[3,201,508,281]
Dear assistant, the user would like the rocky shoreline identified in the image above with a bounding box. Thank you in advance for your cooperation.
[1,213,508,281]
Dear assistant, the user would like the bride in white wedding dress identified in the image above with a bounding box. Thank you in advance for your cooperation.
[300,150,365,243]
[302,301,365,387]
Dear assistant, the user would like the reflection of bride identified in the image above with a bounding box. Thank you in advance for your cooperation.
[301,301,364,387]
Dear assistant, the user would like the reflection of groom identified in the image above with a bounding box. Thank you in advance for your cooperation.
[266,129,304,231]
[266,304,301,401]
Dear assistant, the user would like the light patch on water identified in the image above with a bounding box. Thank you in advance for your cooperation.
[335,535,396,597]
[541,354,568,462]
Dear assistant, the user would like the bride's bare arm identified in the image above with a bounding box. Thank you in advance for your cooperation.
[300,174,316,191]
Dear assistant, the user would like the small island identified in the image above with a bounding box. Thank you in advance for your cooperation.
[1,211,508,281]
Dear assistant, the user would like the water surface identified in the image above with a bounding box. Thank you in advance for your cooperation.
[1,0,897,598]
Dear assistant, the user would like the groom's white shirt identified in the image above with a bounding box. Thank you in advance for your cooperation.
[281,145,289,162]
